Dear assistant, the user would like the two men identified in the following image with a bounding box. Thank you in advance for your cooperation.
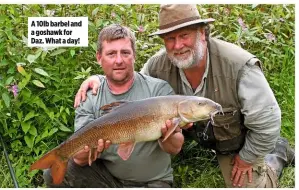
[44,24,183,187]
[74,4,294,188]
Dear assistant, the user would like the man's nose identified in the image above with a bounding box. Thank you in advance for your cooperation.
[174,38,184,50]
[115,53,123,64]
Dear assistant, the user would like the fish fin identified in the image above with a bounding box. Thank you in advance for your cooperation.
[51,158,68,184]
[30,149,68,185]
[99,101,128,115]
[88,147,98,166]
[162,117,181,142]
[117,142,136,160]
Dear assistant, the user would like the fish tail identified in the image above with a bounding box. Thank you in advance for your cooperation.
[30,149,68,184]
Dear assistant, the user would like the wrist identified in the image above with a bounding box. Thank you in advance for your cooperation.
[73,157,87,166]
[238,150,255,164]
[159,133,184,154]
[236,154,253,166]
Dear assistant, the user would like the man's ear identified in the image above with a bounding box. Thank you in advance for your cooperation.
[199,27,206,41]
[96,51,102,65]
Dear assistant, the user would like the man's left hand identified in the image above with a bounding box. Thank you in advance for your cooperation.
[158,120,185,155]
[231,154,253,187]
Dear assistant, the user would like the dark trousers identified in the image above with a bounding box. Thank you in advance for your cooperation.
[43,158,172,188]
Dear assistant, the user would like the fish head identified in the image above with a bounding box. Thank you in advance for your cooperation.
[178,96,223,123]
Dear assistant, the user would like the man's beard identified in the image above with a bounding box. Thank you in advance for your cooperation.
[168,34,205,69]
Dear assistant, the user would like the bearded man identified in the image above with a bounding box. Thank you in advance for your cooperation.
[74,4,294,188]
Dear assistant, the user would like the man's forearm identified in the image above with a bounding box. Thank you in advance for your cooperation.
[239,104,281,163]
[238,64,281,163]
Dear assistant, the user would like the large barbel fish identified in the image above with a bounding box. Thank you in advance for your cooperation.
[30,95,222,184]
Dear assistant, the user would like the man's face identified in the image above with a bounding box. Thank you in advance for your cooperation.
[162,27,206,69]
[97,37,135,84]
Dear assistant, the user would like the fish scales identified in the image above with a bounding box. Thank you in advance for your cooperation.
[57,97,178,157]
[30,95,223,185]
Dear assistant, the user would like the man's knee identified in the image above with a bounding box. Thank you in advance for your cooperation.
[42,160,82,188]
[147,180,172,188]
[43,169,52,186]
[43,169,69,188]
[218,154,278,188]
[245,162,278,188]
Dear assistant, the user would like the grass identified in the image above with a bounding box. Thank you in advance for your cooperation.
[172,141,225,188]
[279,167,295,188]
[172,140,295,188]
[0,152,14,188]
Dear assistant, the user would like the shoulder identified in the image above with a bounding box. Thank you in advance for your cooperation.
[135,72,174,95]
[209,38,260,65]
[84,77,107,103]
[136,72,170,86]
[148,48,168,62]
[209,38,249,55]
[78,90,97,110]
[146,48,173,71]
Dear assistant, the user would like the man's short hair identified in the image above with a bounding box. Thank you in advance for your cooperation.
[97,24,136,55]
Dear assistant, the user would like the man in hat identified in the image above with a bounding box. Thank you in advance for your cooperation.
[73,5,294,188]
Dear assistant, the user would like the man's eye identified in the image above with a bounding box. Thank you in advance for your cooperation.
[182,34,188,37]
[122,51,130,55]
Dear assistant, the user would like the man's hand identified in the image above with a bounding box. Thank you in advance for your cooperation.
[158,120,192,154]
[73,139,111,166]
[231,154,253,187]
[74,75,101,108]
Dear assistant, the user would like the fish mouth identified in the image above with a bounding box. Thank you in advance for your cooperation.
[209,105,223,125]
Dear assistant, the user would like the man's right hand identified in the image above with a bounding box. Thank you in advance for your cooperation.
[74,75,101,108]
[73,139,111,166]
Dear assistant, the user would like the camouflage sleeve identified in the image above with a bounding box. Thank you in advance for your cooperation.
[238,63,281,163]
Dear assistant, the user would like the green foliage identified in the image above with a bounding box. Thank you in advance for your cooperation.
[0,4,294,188]
[172,141,225,187]
[0,152,13,188]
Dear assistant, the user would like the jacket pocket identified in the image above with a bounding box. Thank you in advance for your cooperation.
[212,107,241,141]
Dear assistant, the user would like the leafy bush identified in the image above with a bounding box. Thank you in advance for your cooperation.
[0,4,294,187]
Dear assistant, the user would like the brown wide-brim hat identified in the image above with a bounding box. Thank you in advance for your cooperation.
[149,4,215,36]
